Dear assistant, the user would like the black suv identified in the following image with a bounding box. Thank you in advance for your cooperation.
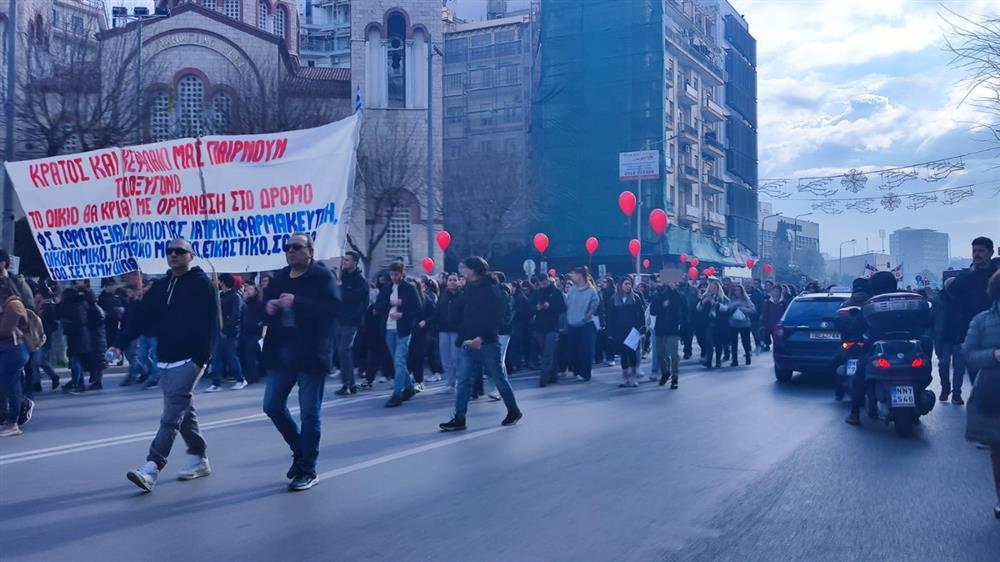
[773,293,849,383]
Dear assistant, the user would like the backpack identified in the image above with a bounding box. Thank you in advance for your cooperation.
[19,308,47,352]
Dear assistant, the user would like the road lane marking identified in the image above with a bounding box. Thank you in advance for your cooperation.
[318,427,508,480]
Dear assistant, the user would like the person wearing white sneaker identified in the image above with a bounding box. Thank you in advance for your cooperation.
[209,274,247,391]
[231,380,248,390]
[112,239,217,493]
[205,384,223,393]
[177,454,212,480]
[0,278,30,439]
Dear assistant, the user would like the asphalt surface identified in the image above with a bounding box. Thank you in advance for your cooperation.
[1,352,997,562]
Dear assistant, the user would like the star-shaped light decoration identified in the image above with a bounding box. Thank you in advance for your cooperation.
[881,192,902,211]
[840,168,868,193]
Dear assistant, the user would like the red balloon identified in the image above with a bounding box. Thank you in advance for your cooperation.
[745,258,755,270]
[705,267,716,277]
[618,191,637,217]
[690,257,700,268]
[421,257,434,274]
[764,263,774,274]
[533,233,549,254]
[585,237,599,256]
[548,268,557,277]
[680,253,688,263]
[687,267,698,280]
[436,230,451,252]
[642,259,651,269]
[649,209,668,236]
[628,239,641,257]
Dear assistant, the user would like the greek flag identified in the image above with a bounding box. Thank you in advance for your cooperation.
[354,89,363,113]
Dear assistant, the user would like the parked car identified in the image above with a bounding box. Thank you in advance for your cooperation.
[773,292,850,383]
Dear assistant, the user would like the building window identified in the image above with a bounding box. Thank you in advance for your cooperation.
[386,11,406,108]
[258,1,269,31]
[211,92,232,134]
[274,7,285,39]
[177,75,205,138]
[495,65,518,86]
[480,140,492,154]
[150,91,170,142]
[224,0,240,19]
[444,73,465,95]
[384,206,412,265]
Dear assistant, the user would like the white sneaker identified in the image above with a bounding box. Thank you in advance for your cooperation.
[487,392,502,401]
[0,422,22,437]
[415,382,425,392]
[426,374,443,382]
[127,461,159,492]
[205,385,223,393]
[330,369,341,378]
[231,381,248,390]
[177,455,212,481]
[606,360,616,367]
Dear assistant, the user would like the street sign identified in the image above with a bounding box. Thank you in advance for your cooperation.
[618,150,660,181]
[522,259,536,277]
[8,255,19,274]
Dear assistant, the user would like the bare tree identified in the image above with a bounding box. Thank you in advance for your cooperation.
[223,67,351,135]
[944,9,1000,142]
[346,117,426,275]
[445,154,534,261]
[17,22,161,156]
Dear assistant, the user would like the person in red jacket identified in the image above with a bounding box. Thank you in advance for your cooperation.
[761,285,787,348]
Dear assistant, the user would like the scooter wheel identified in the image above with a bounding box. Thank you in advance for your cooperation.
[893,408,916,438]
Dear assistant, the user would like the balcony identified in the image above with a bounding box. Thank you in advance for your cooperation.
[680,164,699,182]
[681,204,701,222]
[704,210,726,228]
[679,81,698,105]
[704,174,726,192]
[702,134,725,158]
[703,98,725,122]
[665,67,674,84]
[679,123,699,143]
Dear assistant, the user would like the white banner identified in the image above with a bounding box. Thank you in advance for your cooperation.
[5,114,361,280]
[618,150,660,181]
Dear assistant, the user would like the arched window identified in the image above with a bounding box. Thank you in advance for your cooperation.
[273,6,285,39]
[258,1,269,31]
[224,0,240,20]
[211,92,232,134]
[384,205,412,265]
[177,75,205,138]
[149,91,171,142]
[386,11,406,108]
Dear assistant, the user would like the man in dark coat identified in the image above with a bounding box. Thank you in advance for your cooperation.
[376,261,422,408]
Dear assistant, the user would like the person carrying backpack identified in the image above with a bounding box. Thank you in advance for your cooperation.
[0,277,31,437]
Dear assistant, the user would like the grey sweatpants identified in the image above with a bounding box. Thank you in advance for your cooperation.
[147,361,207,469]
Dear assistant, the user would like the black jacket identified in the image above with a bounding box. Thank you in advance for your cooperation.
[513,292,533,327]
[337,267,369,328]
[497,284,514,336]
[375,279,421,338]
[38,298,60,336]
[116,267,218,367]
[60,288,105,356]
[242,296,265,340]
[455,276,502,346]
[219,289,244,339]
[436,289,463,333]
[949,262,999,340]
[607,293,645,344]
[532,285,566,334]
[262,261,339,375]
[651,286,688,336]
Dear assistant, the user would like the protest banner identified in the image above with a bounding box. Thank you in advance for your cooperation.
[4,113,361,280]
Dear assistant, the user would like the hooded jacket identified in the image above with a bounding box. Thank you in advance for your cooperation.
[116,267,218,367]
[337,267,369,328]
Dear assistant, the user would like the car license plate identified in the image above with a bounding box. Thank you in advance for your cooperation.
[810,331,841,340]
[891,385,915,407]
[846,359,858,376]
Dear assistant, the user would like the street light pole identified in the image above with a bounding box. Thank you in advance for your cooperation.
[2,0,17,253]
[758,212,782,266]
[839,238,856,279]
[790,212,812,267]
[426,35,440,266]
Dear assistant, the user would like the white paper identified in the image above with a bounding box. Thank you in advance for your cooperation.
[624,328,641,351]
[258,338,265,350]
[592,316,601,330]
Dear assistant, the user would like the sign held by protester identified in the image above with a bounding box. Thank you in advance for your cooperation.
[5,114,361,281]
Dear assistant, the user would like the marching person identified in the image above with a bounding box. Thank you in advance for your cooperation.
[206,274,247,392]
[948,237,999,405]
[608,277,645,388]
[377,262,421,408]
[650,273,687,389]
[112,239,218,493]
[261,233,339,492]
[436,273,464,390]
[565,267,600,382]
[334,251,368,396]
[533,275,566,387]
[440,257,522,432]
[0,278,30,437]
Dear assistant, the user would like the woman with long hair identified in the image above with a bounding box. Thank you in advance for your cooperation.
[0,278,29,437]
[696,280,729,369]
[727,285,757,367]
[565,266,601,382]
[608,277,645,387]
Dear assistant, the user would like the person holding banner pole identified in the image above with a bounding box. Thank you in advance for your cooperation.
[112,239,218,493]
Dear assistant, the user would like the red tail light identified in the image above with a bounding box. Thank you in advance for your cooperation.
[911,357,925,368]
[874,358,891,369]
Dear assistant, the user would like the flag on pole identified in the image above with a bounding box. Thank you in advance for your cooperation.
[355,88,363,113]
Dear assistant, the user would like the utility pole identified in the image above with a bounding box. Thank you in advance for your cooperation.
[2,0,16,253]
[426,34,438,266]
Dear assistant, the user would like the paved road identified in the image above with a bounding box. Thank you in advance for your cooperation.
[2,353,997,561]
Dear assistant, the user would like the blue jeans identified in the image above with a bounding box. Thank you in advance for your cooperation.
[438,332,459,386]
[211,335,245,385]
[454,342,519,419]
[69,356,86,387]
[385,330,412,396]
[31,341,57,383]
[263,369,326,476]
[568,323,597,380]
[138,337,159,384]
[1,343,29,424]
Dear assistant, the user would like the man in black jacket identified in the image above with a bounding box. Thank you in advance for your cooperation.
[651,274,688,389]
[440,257,522,432]
[334,251,368,396]
[261,233,339,491]
[532,275,566,387]
[112,239,218,493]
[377,261,421,407]
[435,273,463,389]
[206,274,246,392]
[947,236,998,405]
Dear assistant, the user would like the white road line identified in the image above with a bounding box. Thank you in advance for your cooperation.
[318,427,508,480]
